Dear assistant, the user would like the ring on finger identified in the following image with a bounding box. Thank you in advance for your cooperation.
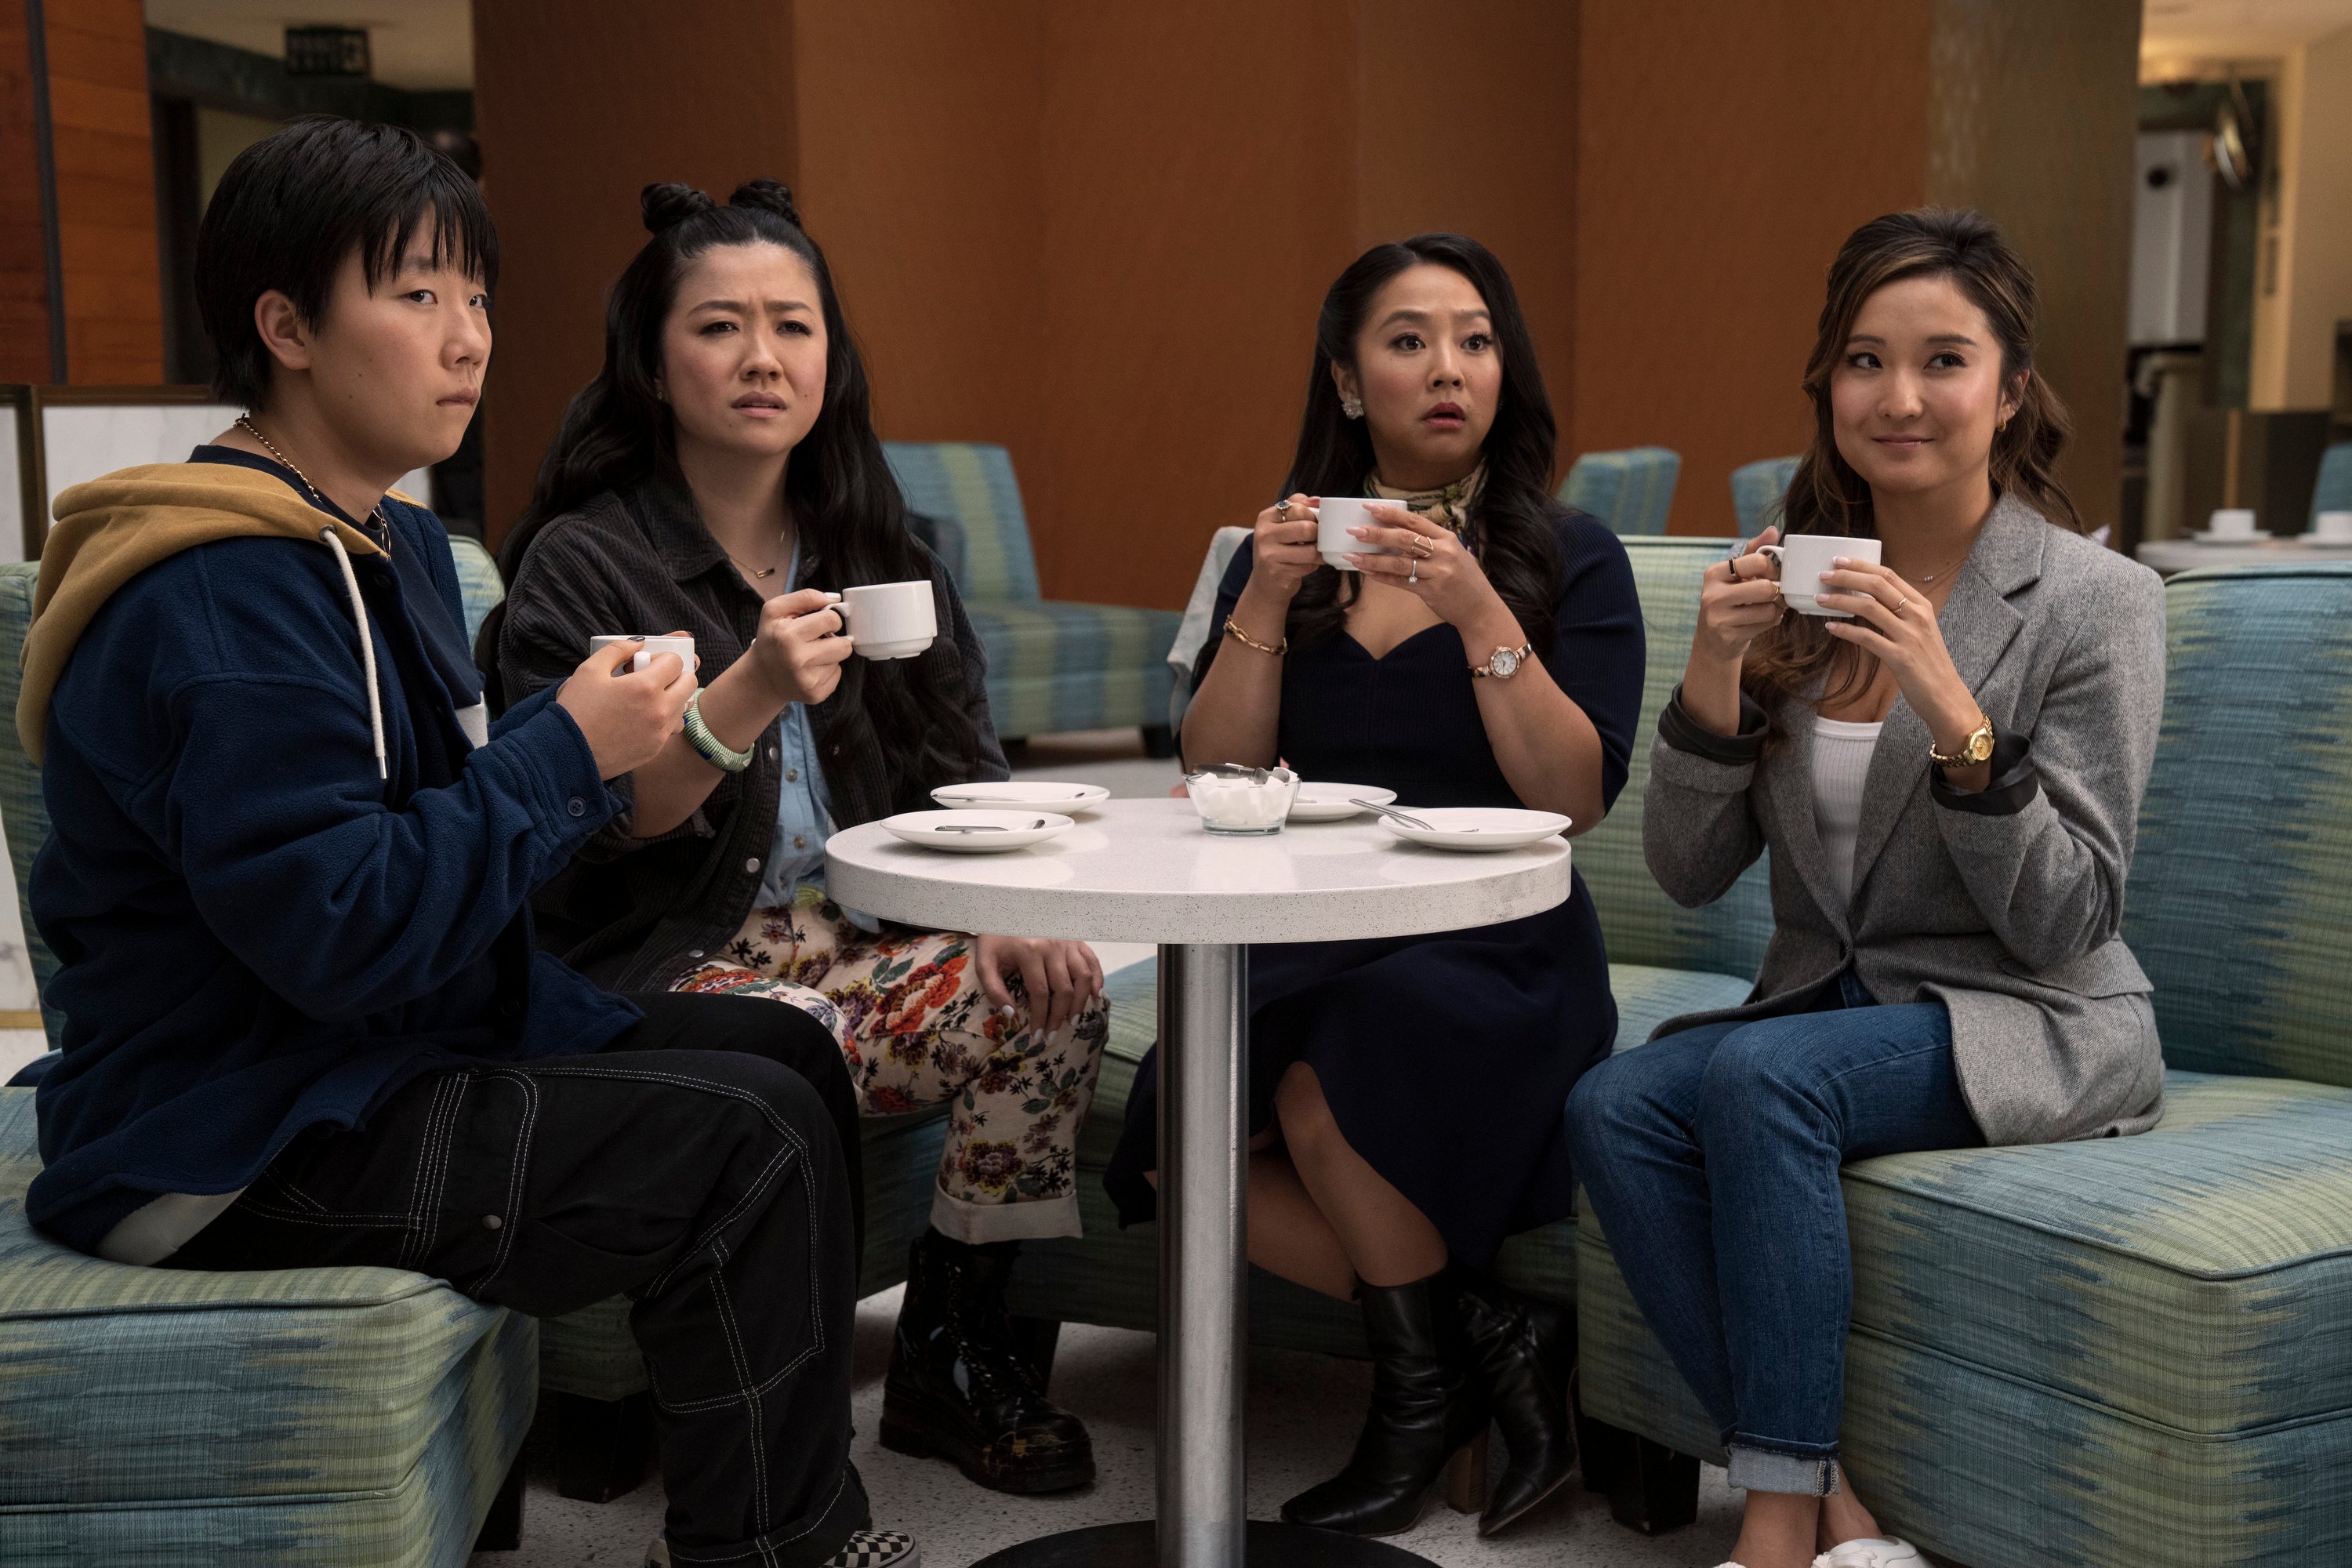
[1409,560,1420,584]
[1893,595,1911,615]
[1274,499,1290,520]
[1412,537,1435,560]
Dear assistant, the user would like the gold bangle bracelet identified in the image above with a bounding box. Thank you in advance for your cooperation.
[1223,615,1287,658]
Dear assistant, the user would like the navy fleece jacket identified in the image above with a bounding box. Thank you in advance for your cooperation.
[26,453,637,1253]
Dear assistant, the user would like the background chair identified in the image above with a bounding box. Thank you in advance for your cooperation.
[1559,446,1681,535]
[883,442,1185,754]
[0,552,533,1561]
[1729,455,1801,539]
[1576,561,2352,1565]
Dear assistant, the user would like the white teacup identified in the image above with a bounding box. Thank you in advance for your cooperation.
[1316,497,1403,572]
[834,581,937,659]
[1757,535,1882,618]
[2313,510,2352,543]
[590,633,695,674]
[2207,508,2258,539]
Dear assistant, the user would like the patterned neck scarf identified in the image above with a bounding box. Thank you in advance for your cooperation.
[1366,461,1486,539]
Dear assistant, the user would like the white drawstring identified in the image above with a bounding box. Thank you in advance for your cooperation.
[320,527,387,780]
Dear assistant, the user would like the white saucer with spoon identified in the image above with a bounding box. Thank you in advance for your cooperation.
[883,809,1075,853]
[931,780,1111,812]
[1355,800,1571,851]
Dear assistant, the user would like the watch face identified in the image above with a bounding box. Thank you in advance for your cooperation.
[1490,648,1520,678]
[1969,730,1995,762]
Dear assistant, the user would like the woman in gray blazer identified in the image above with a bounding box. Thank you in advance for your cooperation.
[1566,209,2166,1568]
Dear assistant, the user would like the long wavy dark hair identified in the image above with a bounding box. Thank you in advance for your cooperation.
[495,179,981,781]
[1280,234,1563,655]
[1745,207,2077,714]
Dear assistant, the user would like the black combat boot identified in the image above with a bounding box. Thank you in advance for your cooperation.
[879,1229,1095,1494]
[1455,1267,1577,1535]
[1280,1267,1490,1537]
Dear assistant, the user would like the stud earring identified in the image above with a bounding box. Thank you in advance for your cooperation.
[1341,395,1363,419]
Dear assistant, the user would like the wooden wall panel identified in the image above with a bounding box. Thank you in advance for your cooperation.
[1573,0,1932,536]
[43,0,162,383]
[0,3,52,382]
[1927,0,2140,532]
[473,0,800,539]
[1356,0,1581,475]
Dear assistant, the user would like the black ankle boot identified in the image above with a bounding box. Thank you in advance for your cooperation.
[1280,1268,1490,1537]
[1456,1269,1577,1536]
[880,1230,1095,1494]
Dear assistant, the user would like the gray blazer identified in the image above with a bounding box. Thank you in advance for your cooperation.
[1643,495,2169,1146]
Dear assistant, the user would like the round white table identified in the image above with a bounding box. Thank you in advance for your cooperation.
[827,798,1573,1568]
[2136,535,2352,575]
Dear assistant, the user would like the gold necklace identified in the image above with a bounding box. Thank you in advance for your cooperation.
[236,416,392,551]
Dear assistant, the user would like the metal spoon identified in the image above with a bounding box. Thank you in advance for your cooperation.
[1351,800,1443,831]
[935,818,1047,833]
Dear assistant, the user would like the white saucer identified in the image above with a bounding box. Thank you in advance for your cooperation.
[882,809,1075,853]
[2296,532,2352,546]
[931,780,1111,812]
[1287,782,1397,822]
[1377,807,1572,852]
[2190,530,2266,543]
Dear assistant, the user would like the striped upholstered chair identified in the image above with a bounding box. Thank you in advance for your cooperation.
[1000,537,1769,1369]
[1576,561,2352,1564]
[1559,446,1682,535]
[2310,441,2352,528]
[884,442,1185,752]
[0,551,536,1561]
[1730,454,1801,538]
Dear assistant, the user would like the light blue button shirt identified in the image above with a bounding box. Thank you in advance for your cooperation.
[755,545,841,909]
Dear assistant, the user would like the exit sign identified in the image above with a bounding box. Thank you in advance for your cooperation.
[285,26,370,77]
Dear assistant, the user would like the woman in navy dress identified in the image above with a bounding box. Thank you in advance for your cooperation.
[1105,234,1644,1541]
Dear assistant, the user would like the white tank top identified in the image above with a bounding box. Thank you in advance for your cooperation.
[1813,716,1884,906]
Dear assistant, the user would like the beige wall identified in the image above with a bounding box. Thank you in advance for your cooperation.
[2251,23,2352,411]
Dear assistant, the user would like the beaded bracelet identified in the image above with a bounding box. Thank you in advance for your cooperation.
[682,690,754,773]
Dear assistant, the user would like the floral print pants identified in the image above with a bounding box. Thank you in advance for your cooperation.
[672,887,1109,1243]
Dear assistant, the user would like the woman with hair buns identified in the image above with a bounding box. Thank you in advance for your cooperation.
[489,181,1110,1504]
[1568,209,2167,1568]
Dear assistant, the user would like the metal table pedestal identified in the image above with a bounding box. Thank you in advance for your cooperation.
[970,945,1442,1568]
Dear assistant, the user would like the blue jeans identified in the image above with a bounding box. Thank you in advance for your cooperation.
[1564,974,1982,1494]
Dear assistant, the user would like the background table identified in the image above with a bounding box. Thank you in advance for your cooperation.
[829,798,1573,1568]
[2136,535,2352,575]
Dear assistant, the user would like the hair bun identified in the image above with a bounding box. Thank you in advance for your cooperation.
[641,183,716,234]
[729,179,803,229]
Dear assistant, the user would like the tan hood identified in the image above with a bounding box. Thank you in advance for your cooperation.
[19,463,387,762]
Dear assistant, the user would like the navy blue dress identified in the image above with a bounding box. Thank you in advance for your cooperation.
[1105,507,1646,1267]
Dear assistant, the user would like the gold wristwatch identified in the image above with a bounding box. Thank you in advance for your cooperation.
[1929,713,1995,768]
[1471,642,1533,680]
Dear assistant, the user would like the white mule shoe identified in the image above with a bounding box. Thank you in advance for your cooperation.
[1814,1537,1922,1568]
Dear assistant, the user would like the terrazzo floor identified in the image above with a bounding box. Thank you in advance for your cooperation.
[469,1283,1746,1568]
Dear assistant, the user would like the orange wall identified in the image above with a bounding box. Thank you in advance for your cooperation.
[0,0,162,385]
[0,4,49,383]
[473,0,800,535]
[45,0,162,383]
[1573,0,1933,537]
[477,0,2135,590]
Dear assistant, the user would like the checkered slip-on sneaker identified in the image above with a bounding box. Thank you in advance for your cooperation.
[644,1530,920,1568]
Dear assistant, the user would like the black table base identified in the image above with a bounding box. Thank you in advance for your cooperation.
[968,1521,1442,1567]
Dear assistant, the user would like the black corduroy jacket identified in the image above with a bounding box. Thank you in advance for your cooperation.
[493,476,1008,991]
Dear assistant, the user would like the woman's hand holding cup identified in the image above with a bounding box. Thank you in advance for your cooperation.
[558,638,696,780]
[1693,526,1788,669]
[748,588,855,706]
[1343,504,1504,630]
[1244,494,1324,604]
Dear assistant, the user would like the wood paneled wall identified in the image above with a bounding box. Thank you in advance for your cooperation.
[0,0,162,385]
[42,0,162,383]
[476,0,2140,593]
[471,0,800,536]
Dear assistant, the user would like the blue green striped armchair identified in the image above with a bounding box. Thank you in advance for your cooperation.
[1560,446,1682,535]
[1730,454,1801,539]
[884,442,1184,750]
[0,551,535,1562]
[1575,561,2352,1564]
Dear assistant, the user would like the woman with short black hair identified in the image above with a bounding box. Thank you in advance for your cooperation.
[1109,234,1647,1541]
[492,181,1110,1499]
